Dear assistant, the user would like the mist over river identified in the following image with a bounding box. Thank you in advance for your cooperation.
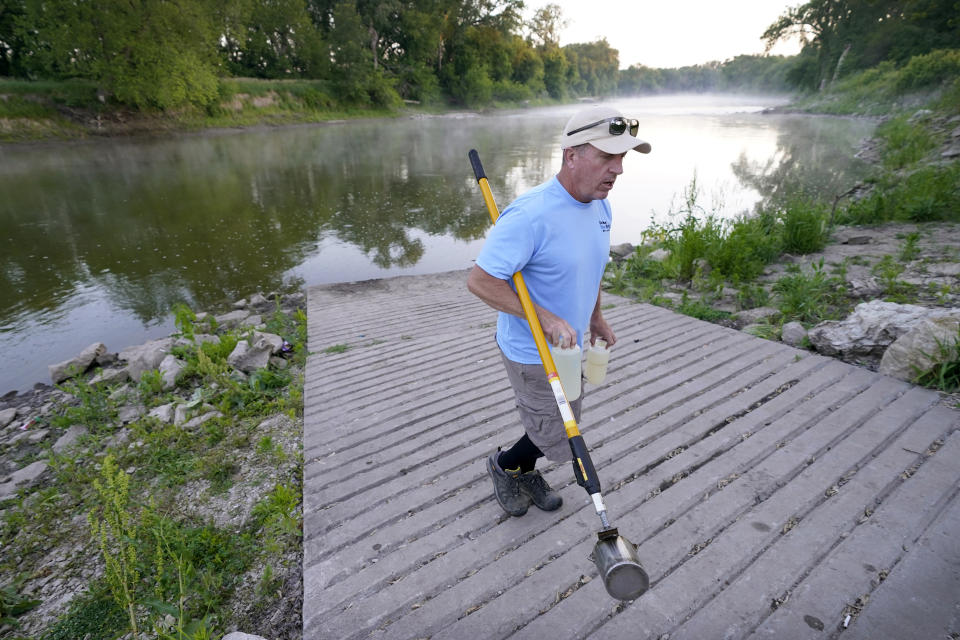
[0,94,876,394]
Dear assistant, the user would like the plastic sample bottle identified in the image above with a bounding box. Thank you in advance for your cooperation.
[550,344,582,401]
[584,338,610,385]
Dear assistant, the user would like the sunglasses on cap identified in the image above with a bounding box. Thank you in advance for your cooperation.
[567,116,639,138]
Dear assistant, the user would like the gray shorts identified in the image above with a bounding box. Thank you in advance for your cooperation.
[500,351,583,462]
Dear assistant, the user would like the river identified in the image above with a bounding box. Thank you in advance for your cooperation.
[0,94,877,394]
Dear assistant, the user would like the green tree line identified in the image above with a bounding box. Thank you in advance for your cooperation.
[763,0,960,91]
[0,0,956,113]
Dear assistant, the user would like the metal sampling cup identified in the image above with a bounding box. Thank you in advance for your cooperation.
[591,529,650,601]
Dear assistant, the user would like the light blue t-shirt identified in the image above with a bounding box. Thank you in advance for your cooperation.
[475,176,612,364]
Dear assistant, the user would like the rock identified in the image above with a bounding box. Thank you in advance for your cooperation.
[248,293,269,308]
[781,322,808,347]
[0,407,16,428]
[609,242,635,259]
[0,460,49,500]
[9,427,50,446]
[943,146,960,159]
[233,298,248,309]
[174,400,204,426]
[734,306,779,327]
[95,351,118,367]
[228,337,274,373]
[222,633,269,640]
[88,366,131,386]
[174,333,220,351]
[808,300,960,359]
[109,385,134,403]
[147,403,176,424]
[52,425,88,453]
[254,332,285,354]
[215,310,250,330]
[120,338,174,382]
[929,263,960,277]
[847,277,884,298]
[117,403,145,424]
[646,248,670,262]
[182,411,223,431]
[908,109,932,122]
[270,356,288,369]
[48,342,107,384]
[285,291,306,307]
[242,314,263,328]
[693,258,712,276]
[879,314,960,382]
[158,355,184,391]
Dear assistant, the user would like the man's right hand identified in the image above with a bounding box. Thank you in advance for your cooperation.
[467,265,576,348]
[537,306,577,348]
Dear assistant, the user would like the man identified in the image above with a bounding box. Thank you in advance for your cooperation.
[467,105,651,517]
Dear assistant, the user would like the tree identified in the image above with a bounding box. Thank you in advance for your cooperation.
[15,0,223,109]
[222,0,327,78]
[326,0,400,106]
[763,0,856,90]
[0,0,26,76]
[528,3,566,48]
[563,38,619,96]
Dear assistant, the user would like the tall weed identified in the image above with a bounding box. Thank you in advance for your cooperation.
[772,260,846,324]
[780,196,829,254]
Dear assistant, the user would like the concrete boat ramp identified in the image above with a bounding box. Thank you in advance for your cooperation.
[302,270,959,640]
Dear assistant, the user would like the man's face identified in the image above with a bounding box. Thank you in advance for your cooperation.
[566,144,626,203]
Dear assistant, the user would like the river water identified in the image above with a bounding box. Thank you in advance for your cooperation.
[0,94,876,394]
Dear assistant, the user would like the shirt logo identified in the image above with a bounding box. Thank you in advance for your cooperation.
[598,219,611,232]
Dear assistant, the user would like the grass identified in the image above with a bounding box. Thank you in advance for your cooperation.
[913,325,960,391]
[772,260,848,325]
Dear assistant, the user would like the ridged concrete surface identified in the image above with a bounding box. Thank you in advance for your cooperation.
[303,269,959,640]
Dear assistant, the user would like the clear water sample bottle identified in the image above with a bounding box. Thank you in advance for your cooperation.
[584,338,610,385]
[550,344,582,400]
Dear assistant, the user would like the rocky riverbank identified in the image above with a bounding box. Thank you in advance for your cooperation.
[611,220,960,409]
[0,292,306,639]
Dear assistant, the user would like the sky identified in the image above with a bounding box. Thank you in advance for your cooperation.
[538,0,803,69]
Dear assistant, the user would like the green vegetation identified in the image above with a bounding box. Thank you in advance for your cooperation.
[0,302,306,637]
[913,325,960,392]
[1,1,954,139]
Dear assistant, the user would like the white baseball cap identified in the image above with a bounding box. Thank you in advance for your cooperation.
[561,105,651,154]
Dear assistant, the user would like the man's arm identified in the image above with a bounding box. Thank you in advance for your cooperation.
[588,288,616,347]
[467,264,577,348]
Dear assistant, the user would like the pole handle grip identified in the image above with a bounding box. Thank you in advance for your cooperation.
[468,149,486,182]
[569,435,602,494]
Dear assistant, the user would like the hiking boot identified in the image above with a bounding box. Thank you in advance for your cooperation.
[518,469,563,511]
[486,451,530,517]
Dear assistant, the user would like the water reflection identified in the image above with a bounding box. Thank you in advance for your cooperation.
[731,114,876,209]
[0,96,874,393]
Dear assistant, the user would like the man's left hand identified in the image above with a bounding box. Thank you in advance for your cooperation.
[589,314,616,347]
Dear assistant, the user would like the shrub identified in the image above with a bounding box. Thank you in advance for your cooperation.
[772,260,846,324]
[878,115,937,170]
[838,164,960,224]
[707,211,781,282]
[661,214,724,281]
[913,326,960,392]
[895,49,960,91]
[780,196,829,254]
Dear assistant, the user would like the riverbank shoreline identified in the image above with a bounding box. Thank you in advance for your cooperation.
[0,291,307,638]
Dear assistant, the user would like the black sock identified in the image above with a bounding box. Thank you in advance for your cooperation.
[497,433,543,473]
